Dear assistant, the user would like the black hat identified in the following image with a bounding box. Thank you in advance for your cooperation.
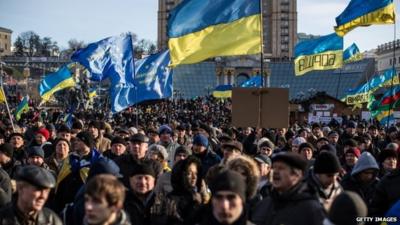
[312,123,321,129]
[28,146,45,158]
[272,152,308,171]
[174,145,191,158]
[347,121,357,129]
[57,124,71,133]
[314,151,341,174]
[328,131,339,137]
[76,131,95,149]
[128,161,156,178]
[329,191,367,225]
[15,165,56,189]
[8,132,24,140]
[53,137,71,149]
[222,141,243,152]
[129,133,149,143]
[298,142,315,153]
[72,121,83,130]
[316,137,329,143]
[344,139,358,148]
[88,157,123,179]
[111,136,126,146]
[0,143,14,158]
[88,121,101,129]
[319,144,337,155]
[378,149,398,164]
[210,170,247,201]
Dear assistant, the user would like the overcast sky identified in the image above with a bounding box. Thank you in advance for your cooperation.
[1,0,399,51]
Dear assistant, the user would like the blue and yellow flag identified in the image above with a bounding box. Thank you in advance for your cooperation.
[0,86,6,103]
[241,75,262,87]
[213,85,232,98]
[343,43,363,63]
[168,0,261,67]
[346,68,398,105]
[294,33,343,76]
[335,0,395,37]
[15,96,29,121]
[38,65,75,104]
[88,88,97,101]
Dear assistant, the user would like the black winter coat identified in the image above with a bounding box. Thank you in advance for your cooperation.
[340,174,378,205]
[251,181,325,225]
[124,191,156,225]
[0,203,62,225]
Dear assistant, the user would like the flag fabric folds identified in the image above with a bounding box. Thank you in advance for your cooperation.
[38,66,76,104]
[71,34,135,85]
[0,86,6,103]
[346,68,398,105]
[111,50,173,113]
[241,75,262,87]
[343,43,363,63]
[213,85,232,98]
[88,88,97,100]
[294,33,343,76]
[15,96,29,121]
[167,0,261,67]
[335,0,395,37]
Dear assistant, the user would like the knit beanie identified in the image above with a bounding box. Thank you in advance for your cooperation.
[314,151,341,174]
[128,161,156,178]
[76,131,95,149]
[28,146,45,159]
[0,143,14,158]
[193,134,208,147]
[111,136,126,146]
[36,128,50,141]
[329,191,367,225]
[210,170,247,201]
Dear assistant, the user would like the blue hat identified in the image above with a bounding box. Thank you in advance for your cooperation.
[158,125,173,135]
[193,134,208,147]
[347,121,357,129]
[88,157,123,179]
[28,146,45,159]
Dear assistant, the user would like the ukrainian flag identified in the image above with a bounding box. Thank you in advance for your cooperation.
[335,0,395,37]
[39,65,75,104]
[0,86,6,103]
[343,43,363,63]
[168,0,261,67]
[15,96,29,121]
[294,33,343,76]
[88,88,97,101]
[213,85,232,98]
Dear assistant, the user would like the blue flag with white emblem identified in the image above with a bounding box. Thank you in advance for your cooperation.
[71,34,135,85]
[241,75,262,87]
[111,50,173,113]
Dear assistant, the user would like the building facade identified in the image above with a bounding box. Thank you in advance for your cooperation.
[376,39,400,75]
[157,0,297,61]
[0,27,12,56]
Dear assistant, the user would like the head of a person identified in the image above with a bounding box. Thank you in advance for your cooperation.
[158,125,173,143]
[313,151,341,189]
[343,139,358,153]
[346,121,357,135]
[84,174,126,225]
[148,144,168,162]
[128,161,156,196]
[27,146,45,167]
[379,149,398,171]
[271,152,307,193]
[254,154,272,177]
[88,121,101,139]
[210,170,247,225]
[316,137,329,150]
[174,145,190,164]
[71,121,84,136]
[147,128,160,144]
[192,134,208,155]
[35,128,50,145]
[327,131,339,145]
[176,125,186,137]
[54,138,70,160]
[221,141,243,163]
[74,131,95,156]
[298,142,314,161]
[57,124,72,141]
[291,137,306,153]
[111,136,127,156]
[356,123,366,134]
[345,147,361,167]
[115,128,130,140]
[351,152,379,184]
[368,125,379,138]
[328,191,367,225]
[129,133,149,160]
[171,156,202,192]
[258,139,275,157]
[15,165,55,214]
[312,123,323,138]
[9,133,24,149]
[0,143,13,165]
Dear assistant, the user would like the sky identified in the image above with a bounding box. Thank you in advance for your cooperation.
[1,0,399,51]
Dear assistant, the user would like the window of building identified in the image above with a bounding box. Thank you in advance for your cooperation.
[5,44,7,50]
[5,35,7,39]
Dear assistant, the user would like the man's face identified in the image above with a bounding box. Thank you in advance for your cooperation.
[316,173,339,189]
[17,182,50,213]
[160,132,171,143]
[300,147,313,160]
[358,169,376,183]
[257,162,271,177]
[57,132,71,141]
[328,134,339,144]
[129,175,155,195]
[148,133,160,144]
[259,146,273,157]
[291,144,300,153]
[345,153,358,166]
[192,144,206,154]
[27,156,44,167]
[88,127,99,139]
[212,191,243,225]
[72,139,89,155]
[312,128,323,138]
[272,161,302,193]
[177,129,186,138]
[85,195,117,225]
[129,141,148,160]
[368,129,378,138]
[55,140,70,159]
[111,143,126,156]
[35,134,46,145]
[346,127,356,135]
[174,152,188,163]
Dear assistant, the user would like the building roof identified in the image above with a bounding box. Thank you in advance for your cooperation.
[0,27,12,33]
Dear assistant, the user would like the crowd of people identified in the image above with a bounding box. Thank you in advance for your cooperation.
[0,97,399,225]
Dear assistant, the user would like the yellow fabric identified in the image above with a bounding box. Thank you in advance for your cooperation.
[168,14,261,67]
[213,90,232,98]
[41,77,75,104]
[376,110,391,121]
[0,87,6,103]
[335,3,395,37]
[55,157,89,193]
[294,50,343,76]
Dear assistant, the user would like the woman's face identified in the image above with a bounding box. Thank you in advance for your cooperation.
[56,140,70,159]
[186,163,198,188]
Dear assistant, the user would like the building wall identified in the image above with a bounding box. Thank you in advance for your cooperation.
[157,0,297,61]
[376,39,400,75]
[0,28,12,56]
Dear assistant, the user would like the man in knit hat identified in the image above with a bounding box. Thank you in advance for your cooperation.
[252,152,325,225]
[196,170,252,225]
[8,132,26,163]
[0,143,16,176]
[192,134,221,177]
[307,151,343,211]
[325,191,367,225]
[103,136,127,160]
[157,124,180,167]
[88,121,111,153]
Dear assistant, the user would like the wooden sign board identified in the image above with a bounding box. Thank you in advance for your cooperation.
[231,88,289,128]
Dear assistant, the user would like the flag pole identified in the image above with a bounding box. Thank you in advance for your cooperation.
[259,0,265,87]
[387,21,397,128]
[0,64,15,132]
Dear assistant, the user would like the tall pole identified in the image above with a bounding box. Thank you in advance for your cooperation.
[259,0,265,87]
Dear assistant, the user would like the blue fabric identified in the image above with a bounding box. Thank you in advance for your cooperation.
[241,75,262,87]
[336,0,393,25]
[110,50,173,113]
[295,33,343,57]
[71,34,135,85]
[168,0,260,38]
[214,84,232,91]
[346,68,396,95]
[343,43,360,62]
[38,65,73,96]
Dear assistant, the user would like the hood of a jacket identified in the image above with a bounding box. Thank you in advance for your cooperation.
[351,152,379,176]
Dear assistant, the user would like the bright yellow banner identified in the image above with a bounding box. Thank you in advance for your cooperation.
[294,50,343,76]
